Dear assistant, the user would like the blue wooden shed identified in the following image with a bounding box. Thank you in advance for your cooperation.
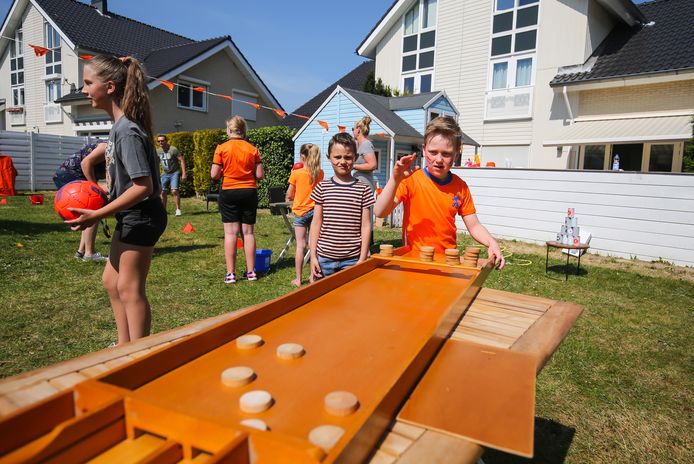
[292,86,476,185]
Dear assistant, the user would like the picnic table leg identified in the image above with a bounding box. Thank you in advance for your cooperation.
[545,245,549,273]
[577,252,581,276]
[565,251,570,281]
[275,207,296,264]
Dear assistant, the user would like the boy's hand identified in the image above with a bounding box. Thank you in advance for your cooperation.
[310,257,322,279]
[487,240,505,269]
[65,208,100,230]
[392,153,419,183]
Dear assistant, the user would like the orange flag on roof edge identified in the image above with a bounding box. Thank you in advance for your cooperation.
[338,125,346,133]
[374,133,386,137]
[317,120,329,132]
[273,108,286,118]
[80,55,94,60]
[159,80,174,91]
[219,94,233,101]
[192,87,205,92]
[29,44,49,57]
[247,102,261,110]
[293,114,310,120]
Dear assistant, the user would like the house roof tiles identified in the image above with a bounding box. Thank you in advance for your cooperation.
[551,0,694,86]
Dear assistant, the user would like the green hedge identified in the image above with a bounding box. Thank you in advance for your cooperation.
[179,126,296,208]
[158,132,195,197]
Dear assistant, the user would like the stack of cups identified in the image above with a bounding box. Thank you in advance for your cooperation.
[419,246,435,262]
[444,248,461,265]
[463,247,480,267]
[379,244,394,257]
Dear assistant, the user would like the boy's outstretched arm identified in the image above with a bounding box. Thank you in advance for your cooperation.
[374,153,418,218]
[462,214,505,269]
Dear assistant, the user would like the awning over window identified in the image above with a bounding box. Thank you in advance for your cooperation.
[544,115,693,146]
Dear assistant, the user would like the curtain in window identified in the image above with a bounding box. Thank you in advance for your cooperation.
[492,62,508,89]
[423,0,437,28]
[515,58,532,86]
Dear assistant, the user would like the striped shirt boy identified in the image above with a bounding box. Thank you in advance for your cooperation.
[310,178,375,259]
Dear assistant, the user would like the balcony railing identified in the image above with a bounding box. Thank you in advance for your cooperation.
[44,103,63,123]
[484,86,533,120]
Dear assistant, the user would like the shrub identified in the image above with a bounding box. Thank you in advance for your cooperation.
[192,129,227,196]
[247,126,295,208]
[159,131,195,197]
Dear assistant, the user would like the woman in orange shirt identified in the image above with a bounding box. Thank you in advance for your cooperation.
[211,116,264,283]
[286,143,324,286]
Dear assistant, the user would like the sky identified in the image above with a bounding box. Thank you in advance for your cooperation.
[0,0,393,112]
[0,0,653,112]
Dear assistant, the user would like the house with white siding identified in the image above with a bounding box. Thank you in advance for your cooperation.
[356,0,693,172]
[292,86,479,183]
[0,0,282,137]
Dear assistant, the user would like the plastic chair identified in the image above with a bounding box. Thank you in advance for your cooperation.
[206,181,221,211]
[562,230,592,258]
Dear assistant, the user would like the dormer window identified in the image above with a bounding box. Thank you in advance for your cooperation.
[401,0,437,94]
[44,22,61,76]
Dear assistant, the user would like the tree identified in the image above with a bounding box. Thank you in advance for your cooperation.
[683,115,694,173]
[363,71,402,97]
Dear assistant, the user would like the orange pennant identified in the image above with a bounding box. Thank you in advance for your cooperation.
[374,133,387,137]
[29,44,50,57]
[292,114,310,120]
[159,80,174,91]
[0,198,7,205]
[273,108,286,118]
[80,54,94,61]
[182,223,195,233]
[219,94,232,101]
[338,125,346,133]
[246,102,260,110]
[192,86,205,92]
[317,120,329,132]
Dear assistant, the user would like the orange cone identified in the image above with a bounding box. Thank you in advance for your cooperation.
[0,198,7,205]
[182,222,195,233]
[236,237,243,249]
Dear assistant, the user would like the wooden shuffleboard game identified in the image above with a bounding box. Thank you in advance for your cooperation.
[1,250,506,463]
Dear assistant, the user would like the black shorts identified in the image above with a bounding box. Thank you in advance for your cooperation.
[115,198,168,247]
[219,188,258,224]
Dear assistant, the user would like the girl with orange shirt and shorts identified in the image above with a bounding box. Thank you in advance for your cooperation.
[286,143,324,286]
[211,116,264,283]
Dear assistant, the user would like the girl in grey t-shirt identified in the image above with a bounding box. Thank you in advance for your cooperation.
[66,55,167,347]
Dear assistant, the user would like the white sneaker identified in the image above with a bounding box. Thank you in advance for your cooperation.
[83,252,108,262]
[175,209,182,216]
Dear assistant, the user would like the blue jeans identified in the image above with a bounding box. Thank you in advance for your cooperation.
[161,171,180,190]
[317,255,359,278]
[293,209,314,227]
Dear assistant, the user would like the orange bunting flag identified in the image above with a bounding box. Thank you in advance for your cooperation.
[317,120,329,132]
[374,133,387,137]
[159,80,174,91]
[29,44,50,57]
[338,125,346,133]
[192,86,205,93]
[292,114,310,120]
[80,55,94,61]
[247,102,260,110]
[219,94,233,101]
[273,108,286,118]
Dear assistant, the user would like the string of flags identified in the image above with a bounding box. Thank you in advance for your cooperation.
[22,42,374,135]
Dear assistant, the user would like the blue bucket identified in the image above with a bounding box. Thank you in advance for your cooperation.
[255,249,273,272]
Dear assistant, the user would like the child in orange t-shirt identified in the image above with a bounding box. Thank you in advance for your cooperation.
[286,143,324,286]
[374,116,504,268]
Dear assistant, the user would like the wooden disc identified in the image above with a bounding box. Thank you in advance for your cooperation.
[236,334,263,349]
[464,247,481,254]
[308,425,345,451]
[420,246,435,253]
[240,390,273,413]
[444,248,460,256]
[379,244,393,252]
[221,366,255,387]
[324,391,359,416]
[240,418,269,431]
[276,343,305,360]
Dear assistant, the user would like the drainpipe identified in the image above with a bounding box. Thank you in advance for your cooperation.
[562,85,574,124]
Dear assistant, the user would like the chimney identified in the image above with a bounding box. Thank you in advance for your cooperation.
[91,0,107,14]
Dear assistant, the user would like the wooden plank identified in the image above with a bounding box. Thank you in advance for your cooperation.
[3,381,60,410]
[48,372,88,390]
[379,432,414,457]
[461,314,531,334]
[368,450,397,464]
[103,356,134,370]
[395,430,482,464]
[449,332,511,349]
[79,364,111,379]
[390,422,425,441]
[511,301,584,374]
[87,434,166,463]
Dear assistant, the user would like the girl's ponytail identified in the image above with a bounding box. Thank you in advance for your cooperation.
[305,144,322,184]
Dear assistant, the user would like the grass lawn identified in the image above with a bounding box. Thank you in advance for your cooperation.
[1,193,692,463]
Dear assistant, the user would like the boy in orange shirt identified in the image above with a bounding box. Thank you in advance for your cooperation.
[286,143,324,286]
[374,116,504,268]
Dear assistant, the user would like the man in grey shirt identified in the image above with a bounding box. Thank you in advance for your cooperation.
[156,134,186,216]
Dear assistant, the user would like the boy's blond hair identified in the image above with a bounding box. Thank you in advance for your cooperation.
[424,116,462,152]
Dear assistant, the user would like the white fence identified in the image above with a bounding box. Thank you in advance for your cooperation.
[448,168,694,267]
[0,130,95,191]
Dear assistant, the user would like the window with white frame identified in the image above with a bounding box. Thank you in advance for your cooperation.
[231,90,258,121]
[401,0,437,94]
[46,79,61,102]
[485,0,539,119]
[10,29,24,107]
[177,80,207,111]
[44,22,61,76]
